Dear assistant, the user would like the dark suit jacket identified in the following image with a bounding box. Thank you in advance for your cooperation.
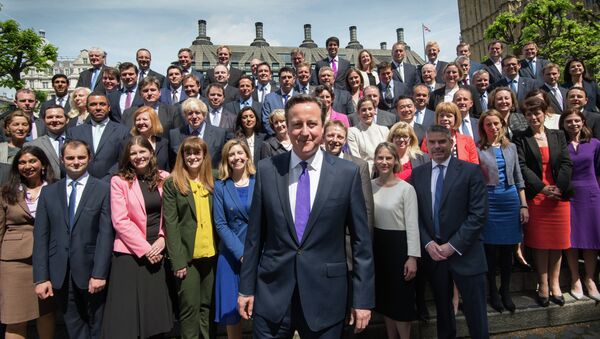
[0,163,10,184]
[490,76,540,102]
[416,108,436,130]
[314,57,351,90]
[412,122,426,145]
[122,103,183,139]
[204,66,244,88]
[259,136,288,159]
[332,88,355,115]
[563,80,600,112]
[433,60,449,83]
[261,89,295,134]
[76,66,106,92]
[519,58,549,81]
[33,176,113,289]
[584,111,600,139]
[253,81,279,102]
[143,69,166,88]
[223,99,262,117]
[411,157,488,276]
[24,135,63,179]
[482,59,503,85]
[540,84,568,115]
[378,80,411,111]
[206,107,236,134]
[348,109,398,128]
[427,85,479,112]
[66,121,130,180]
[159,86,188,106]
[169,124,228,169]
[40,96,71,119]
[513,128,572,200]
[239,151,374,331]
[107,87,143,123]
[392,62,420,89]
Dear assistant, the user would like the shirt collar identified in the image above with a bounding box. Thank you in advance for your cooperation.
[91,117,109,126]
[290,148,323,173]
[67,171,89,186]
[431,156,451,169]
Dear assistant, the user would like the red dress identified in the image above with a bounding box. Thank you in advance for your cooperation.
[524,147,571,249]
[395,161,413,181]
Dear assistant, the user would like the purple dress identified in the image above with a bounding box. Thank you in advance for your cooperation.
[569,138,600,249]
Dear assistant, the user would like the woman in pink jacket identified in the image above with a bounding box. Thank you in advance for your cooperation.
[101,135,174,338]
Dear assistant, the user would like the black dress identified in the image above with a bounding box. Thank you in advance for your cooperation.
[101,179,174,338]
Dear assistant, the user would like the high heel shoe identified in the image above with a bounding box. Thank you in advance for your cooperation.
[535,293,549,307]
[550,294,565,306]
[500,291,516,313]
[569,289,584,300]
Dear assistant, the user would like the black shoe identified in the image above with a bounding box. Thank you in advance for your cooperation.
[489,293,504,313]
[550,294,565,306]
[536,294,550,307]
[501,292,516,313]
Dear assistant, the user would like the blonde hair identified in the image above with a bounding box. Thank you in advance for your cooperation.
[218,139,256,180]
[130,106,164,136]
[170,137,214,195]
[67,87,91,118]
[435,102,462,130]
[387,122,423,159]
[477,109,510,150]
[181,97,208,116]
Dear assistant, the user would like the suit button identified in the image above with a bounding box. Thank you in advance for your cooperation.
[297,250,301,255]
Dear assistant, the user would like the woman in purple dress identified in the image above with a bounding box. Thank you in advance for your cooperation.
[560,108,600,301]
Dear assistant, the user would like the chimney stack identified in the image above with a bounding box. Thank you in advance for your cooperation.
[396,28,405,42]
[300,24,318,48]
[250,22,269,47]
[380,42,387,50]
[345,26,363,49]
[193,19,213,45]
[38,30,46,38]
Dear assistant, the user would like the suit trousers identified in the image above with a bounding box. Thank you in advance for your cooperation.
[177,256,216,339]
[425,257,489,339]
[252,287,344,339]
[54,272,106,339]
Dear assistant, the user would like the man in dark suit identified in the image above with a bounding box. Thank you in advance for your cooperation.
[519,42,549,82]
[76,47,106,92]
[180,74,207,103]
[411,125,489,339]
[395,96,426,144]
[540,63,567,115]
[122,77,182,137]
[160,65,187,106]
[482,41,504,85]
[348,86,398,128]
[11,89,46,140]
[176,47,205,88]
[377,62,411,112]
[224,75,262,116]
[473,69,492,113]
[203,45,244,88]
[255,62,278,104]
[454,88,480,143]
[456,42,483,76]
[169,97,228,169]
[420,64,444,93]
[204,83,237,134]
[66,92,130,180]
[318,66,355,115]
[33,139,114,339]
[106,62,143,122]
[413,84,436,130]
[40,74,71,118]
[238,95,374,337]
[203,64,239,103]
[262,67,297,134]
[312,36,351,90]
[293,62,313,95]
[391,42,420,89]
[490,55,539,102]
[25,105,67,179]
[567,86,600,139]
[136,48,165,87]
[424,41,448,83]
[456,56,475,86]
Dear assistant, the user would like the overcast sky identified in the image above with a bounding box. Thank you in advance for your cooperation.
[2,0,460,78]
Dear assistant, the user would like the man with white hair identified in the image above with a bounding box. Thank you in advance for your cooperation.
[76,47,107,92]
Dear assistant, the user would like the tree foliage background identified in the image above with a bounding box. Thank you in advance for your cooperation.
[485,0,600,82]
[0,18,58,90]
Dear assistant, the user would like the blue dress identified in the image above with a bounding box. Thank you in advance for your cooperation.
[214,185,250,325]
[482,147,522,244]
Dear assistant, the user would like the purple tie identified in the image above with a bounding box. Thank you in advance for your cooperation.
[295,161,310,241]
[331,58,337,76]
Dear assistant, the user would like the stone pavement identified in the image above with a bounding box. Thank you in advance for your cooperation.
[490,320,600,339]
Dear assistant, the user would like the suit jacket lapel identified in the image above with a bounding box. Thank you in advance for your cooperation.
[95,122,114,154]
[273,153,296,244]
[72,178,96,229]
[132,178,146,217]
[185,185,198,220]
[225,179,249,221]
[57,179,69,228]
[16,195,32,217]
[547,131,559,172]
[300,154,335,245]
[440,158,459,209]
[526,134,543,174]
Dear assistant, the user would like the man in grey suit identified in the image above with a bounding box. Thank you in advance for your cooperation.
[76,47,107,92]
[318,66,355,115]
[391,42,420,89]
[175,48,205,88]
[519,42,549,82]
[203,45,244,88]
[136,48,165,87]
[453,89,480,143]
[348,86,398,128]
[312,36,351,90]
[424,41,448,84]
[411,125,489,339]
[24,105,67,179]
[540,63,567,115]
[490,55,539,102]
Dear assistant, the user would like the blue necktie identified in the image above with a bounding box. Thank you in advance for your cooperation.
[461,120,472,137]
[510,79,518,94]
[68,181,78,229]
[90,69,99,90]
[433,165,445,239]
[295,161,310,241]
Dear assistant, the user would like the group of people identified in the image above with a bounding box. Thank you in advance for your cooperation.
[0,35,598,339]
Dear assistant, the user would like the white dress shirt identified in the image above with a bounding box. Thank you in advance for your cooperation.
[210,107,222,127]
[288,149,323,223]
[91,118,109,151]
[66,171,90,214]
[428,157,461,255]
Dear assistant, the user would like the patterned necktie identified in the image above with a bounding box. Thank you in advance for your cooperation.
[553,87,563,109]
[397,63,404,82]
[56,135,64,157]
[530,60,536,76]
[510,79,518,94]
[433,164,445,238]
[295,161,310,241]
[171,89,177,103]
[90,69,99,90]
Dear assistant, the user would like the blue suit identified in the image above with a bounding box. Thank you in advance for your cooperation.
[239,151,374,335]
[33,176,113,339]
[159,86,188,106]
[261,89,295,135]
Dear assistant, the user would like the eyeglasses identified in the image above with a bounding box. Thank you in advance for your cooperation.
[392,135,410,141]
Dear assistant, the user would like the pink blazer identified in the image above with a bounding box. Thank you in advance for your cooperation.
[329,110,350,128]
[111,170,170,257]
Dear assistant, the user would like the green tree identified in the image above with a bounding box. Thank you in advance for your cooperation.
[485,0,600,82]
[0,19,58,90]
